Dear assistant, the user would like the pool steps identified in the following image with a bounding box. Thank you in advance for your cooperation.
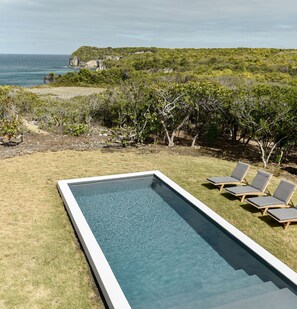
[133,269,296,309]
[213,287,297,309]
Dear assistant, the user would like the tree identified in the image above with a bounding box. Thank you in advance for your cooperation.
[231,85,296,167]
[183,81,228,147]
[115,81,153,144]
[149,82,191,147]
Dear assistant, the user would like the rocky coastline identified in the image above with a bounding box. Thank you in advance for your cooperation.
[69,55,121,70]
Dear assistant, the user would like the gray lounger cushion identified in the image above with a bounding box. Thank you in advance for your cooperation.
[225,185,261,195]
[267,208,297,221]
[207,176,240,184]
[246,196,285,207]
[207,162,250,185]
[231,162,250,180]
[250,171,272,191]
[273,180,296,203]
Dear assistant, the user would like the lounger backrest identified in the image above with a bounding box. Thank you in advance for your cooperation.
[231,162,250,181]
[251,170,272,191]
[273,180,296,203]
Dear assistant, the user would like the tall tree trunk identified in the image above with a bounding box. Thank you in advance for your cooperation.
[162,113,190,147]
[191,133,199,148]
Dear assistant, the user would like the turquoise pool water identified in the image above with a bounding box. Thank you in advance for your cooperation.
[70,175,297,309]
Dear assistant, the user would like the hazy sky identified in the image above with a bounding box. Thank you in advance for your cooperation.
[1,0,297,54]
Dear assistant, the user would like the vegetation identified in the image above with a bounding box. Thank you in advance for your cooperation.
[1,47,297,167]
[59,47,297,166]
[65,47,297,87]
[86,81,297,166]
[1,80,297,166]
[1,149,297,308]
[0,86,41,141]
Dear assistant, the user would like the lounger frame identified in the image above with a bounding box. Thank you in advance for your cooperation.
[247,180,296,215]
[225,171,273,203]
[247,199,292,215]
[217,178,248,192]
[234,190,268,203]
[267,212,297,230]
[207,162,250,192]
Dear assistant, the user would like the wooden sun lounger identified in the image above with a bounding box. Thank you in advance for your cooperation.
[246,180,296,214]
[206,162,250,192]
[267,208,297,230]
[225,170,273,202]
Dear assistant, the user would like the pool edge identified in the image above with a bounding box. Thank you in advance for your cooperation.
[57,170,297,308]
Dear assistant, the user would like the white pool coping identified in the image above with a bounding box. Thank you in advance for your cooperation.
[57,170,297,309]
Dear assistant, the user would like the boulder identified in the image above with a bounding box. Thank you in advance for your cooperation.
[96,60,106,71]
[69,56,80,67]
[85,60,100,69]
[44,73,55,84]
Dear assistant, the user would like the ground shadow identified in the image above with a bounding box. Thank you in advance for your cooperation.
[201,183,218,190]
[240,203,260,214]
[220,192,239,201]
[258,215,283,229]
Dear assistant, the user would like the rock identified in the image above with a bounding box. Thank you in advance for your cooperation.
[43,73,56,84]
[104,55,121,60]
[163,68,173,73]
[85,60,99,69]
[69,56,80,67]
[96,60,106,71]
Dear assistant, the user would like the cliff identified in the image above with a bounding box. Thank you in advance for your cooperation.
[69,46,156,69]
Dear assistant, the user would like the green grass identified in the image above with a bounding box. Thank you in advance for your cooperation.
[1,148,297,308]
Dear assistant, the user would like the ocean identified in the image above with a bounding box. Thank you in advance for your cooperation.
[0,54,76,87]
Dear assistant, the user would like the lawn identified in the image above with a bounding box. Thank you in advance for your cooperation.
[1,147,296,308]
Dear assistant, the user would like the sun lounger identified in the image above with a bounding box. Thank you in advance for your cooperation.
[206,162,250,192]
[246,180,296,214]
[225,170,272,202]
[267,207,297,230]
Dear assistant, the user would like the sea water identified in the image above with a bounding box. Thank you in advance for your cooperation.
[0,54,75,87]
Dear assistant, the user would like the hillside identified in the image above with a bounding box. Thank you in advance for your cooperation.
[60,46,297,87]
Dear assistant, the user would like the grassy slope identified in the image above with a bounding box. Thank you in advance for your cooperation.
[1,148,297,308]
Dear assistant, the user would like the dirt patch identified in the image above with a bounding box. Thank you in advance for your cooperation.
[0,131,109,159]
[27,87,106,99]
[0,131,296,181]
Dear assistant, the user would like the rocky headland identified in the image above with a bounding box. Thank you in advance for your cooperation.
[68,46,155,70]
[69,55,121,70]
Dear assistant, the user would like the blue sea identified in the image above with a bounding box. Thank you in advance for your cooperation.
[0,54,76,87]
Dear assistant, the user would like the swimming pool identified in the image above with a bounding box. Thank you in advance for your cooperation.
[58,171,297,309]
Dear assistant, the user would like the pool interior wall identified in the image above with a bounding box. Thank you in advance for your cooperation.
[68,174,297,309]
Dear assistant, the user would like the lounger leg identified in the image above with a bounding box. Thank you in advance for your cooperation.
[220,184,224,192]
[284,222,291,230]
[240,195,246,203]
[263,208,268,215]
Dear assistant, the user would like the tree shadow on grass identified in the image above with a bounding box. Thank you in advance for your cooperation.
[282,166,297,176]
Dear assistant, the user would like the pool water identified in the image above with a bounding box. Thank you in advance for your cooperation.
[70,175,297,309]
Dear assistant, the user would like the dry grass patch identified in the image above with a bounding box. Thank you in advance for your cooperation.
[27,87,106,99]
[0,148,297,308]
